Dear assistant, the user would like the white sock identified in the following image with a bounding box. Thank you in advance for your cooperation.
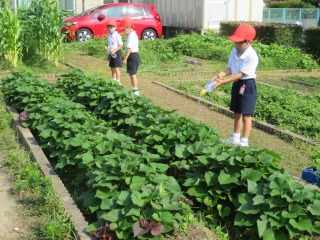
[240,137,248,143]
[232,133,240,139]
[132,88,139,96]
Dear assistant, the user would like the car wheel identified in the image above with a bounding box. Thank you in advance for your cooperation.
[141,29,157,40]
[76,28,92,42]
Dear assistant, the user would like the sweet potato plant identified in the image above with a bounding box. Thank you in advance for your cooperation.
[2,70,320,239]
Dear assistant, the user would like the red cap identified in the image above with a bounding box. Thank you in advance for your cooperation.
[228,24,256,42]
[120,18,133,28]
[106,19,117,27]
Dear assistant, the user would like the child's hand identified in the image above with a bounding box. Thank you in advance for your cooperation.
[217,72,225,79]
[213,78,223,89]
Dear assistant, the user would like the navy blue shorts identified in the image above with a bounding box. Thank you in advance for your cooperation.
[127,53,140,74]
[109,50,122,68]
[230,79,257,115]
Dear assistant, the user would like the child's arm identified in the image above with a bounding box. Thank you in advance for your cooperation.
[213,69,244,89]
[122,48,132,64]
[216,68,231,79]
[110,44,123,55]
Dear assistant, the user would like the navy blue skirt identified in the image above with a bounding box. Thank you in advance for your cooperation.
[230,79,257,115]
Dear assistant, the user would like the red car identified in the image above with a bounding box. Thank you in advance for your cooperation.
[61,3,163,42]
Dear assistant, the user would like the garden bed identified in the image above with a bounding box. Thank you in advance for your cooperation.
[2,70,320,240]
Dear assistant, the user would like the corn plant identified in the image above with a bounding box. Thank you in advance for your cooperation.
[19,0,66,66]
[40,0,66,66]
[0,2,23,67]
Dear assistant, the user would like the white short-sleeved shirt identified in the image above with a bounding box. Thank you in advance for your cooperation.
[227,46,259,79]
[126,31,139,53]
[108,31,123,51]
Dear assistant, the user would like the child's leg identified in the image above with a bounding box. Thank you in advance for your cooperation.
[129,73,139,95]
[115,67,121,81]
[239,114,252,146]
[234,112,242,134]
[222,112,241,144]
[242,114,252,138]
[129,73,138,88]
[111,67,116,79]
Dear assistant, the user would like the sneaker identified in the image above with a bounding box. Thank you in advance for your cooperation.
[238,141,249,147]
[133,91,140,96]
[221,136,240,145]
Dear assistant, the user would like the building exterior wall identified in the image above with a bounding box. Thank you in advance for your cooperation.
[13,0,263,28]
[228,0,263,22]
[131,0,264,29]
[75,0,103,13]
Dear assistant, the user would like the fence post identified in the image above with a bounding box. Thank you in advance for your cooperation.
[299,9,302,23]
[282,8,286,23]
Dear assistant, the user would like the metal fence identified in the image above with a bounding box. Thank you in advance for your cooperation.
[16,0,31,8]
[263,8,320,27]
[16,0,75,13]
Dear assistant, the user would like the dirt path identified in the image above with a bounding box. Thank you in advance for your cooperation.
[64,53,314,177]
[0,155,27,240]
[0,100,34,239]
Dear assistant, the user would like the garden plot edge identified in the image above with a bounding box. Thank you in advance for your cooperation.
[6,103,94,240]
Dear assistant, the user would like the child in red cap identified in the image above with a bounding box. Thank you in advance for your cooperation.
[106,19,123,85]
[212,23,259,147]
[120,18,140,96]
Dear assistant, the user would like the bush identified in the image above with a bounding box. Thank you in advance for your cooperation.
[304,27,320,62]
[268,0,314,8]
[219,21,303,48]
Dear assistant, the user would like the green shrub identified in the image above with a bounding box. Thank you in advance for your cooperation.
[304,27,320,62]
[268,0,314,8]
[220,21,303,48]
